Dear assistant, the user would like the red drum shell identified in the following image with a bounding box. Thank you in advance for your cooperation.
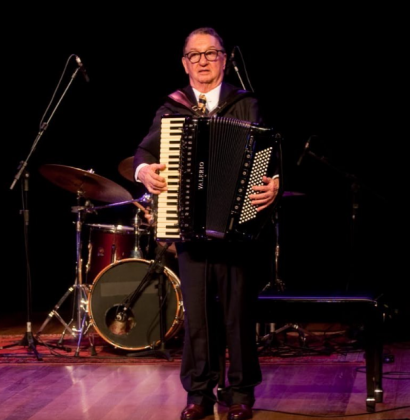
[85,224,135,283]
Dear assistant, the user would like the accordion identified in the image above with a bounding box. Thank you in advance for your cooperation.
[156,115,281,242]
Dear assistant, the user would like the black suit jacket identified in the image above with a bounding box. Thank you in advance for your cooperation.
[133,82,264,173]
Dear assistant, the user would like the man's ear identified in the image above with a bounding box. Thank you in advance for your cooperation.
[182,57,189,74]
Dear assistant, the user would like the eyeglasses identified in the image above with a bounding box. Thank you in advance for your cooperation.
[184,49,225,64]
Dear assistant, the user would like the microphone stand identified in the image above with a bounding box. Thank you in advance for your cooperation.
[4,61,82,359]
[0,169,44,359]
[232,59,246,90]
[125,243,174,361]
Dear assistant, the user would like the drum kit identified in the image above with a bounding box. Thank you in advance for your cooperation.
[35,159,183,356]
[34,158,305,356]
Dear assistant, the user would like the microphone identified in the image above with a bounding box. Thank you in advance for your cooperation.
[115,311,128,322]
[297,136,313,166]
[75,55,90,82]
[225,46,237,75]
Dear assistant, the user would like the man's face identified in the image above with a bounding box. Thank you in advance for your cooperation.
[182,34,227,92]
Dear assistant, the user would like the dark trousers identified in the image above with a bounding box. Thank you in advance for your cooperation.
[176,240,263,408]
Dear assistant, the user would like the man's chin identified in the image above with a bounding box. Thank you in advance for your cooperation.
[196,72,211,81]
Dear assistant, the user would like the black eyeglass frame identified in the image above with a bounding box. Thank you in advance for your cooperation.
[183,49,225,63]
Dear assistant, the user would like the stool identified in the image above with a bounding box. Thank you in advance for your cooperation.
[257,291,384,412]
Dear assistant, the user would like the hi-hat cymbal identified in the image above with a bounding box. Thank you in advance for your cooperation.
[118,156,134,182]
[39,164,133,203]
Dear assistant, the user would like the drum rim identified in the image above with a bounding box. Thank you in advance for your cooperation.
[86,223,135,233]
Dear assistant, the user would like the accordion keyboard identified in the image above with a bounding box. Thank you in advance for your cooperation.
[156,116,185,241]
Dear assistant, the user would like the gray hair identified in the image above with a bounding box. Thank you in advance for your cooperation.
[183,27,225,55]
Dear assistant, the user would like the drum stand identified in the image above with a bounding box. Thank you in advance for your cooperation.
[35,196,95,357]
[262,208,285,293]
[257,209,285,341]
[130,208,149,259]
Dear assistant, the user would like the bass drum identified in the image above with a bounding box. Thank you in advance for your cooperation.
[88,258,184,351]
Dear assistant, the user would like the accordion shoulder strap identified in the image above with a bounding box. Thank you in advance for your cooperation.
[168,90,198,113]
[168,88,255,116]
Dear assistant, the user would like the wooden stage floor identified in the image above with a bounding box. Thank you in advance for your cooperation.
[1,311,409,420]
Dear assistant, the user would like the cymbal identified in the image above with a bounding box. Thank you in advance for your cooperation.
[39,164,133,203]
[118,156,134,182]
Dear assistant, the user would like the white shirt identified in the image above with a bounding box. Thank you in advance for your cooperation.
[192,85,221,113]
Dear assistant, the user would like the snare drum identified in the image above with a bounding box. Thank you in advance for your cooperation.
[85,224,135,283]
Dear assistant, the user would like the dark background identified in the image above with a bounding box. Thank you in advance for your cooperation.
[2,8,406,333]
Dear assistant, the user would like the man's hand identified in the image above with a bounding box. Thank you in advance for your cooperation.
[249,176,280,211]
[138,163,167,194]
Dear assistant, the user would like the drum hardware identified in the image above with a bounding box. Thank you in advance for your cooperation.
[261,208,285,293]
[136,192,154,207]
[258,193,307,348]
[131,214,144,259]
[257,322,310,354]
[134,192,155,226]
[130,204,153,259]
[36,197,96,357]
[260,192,306,294]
